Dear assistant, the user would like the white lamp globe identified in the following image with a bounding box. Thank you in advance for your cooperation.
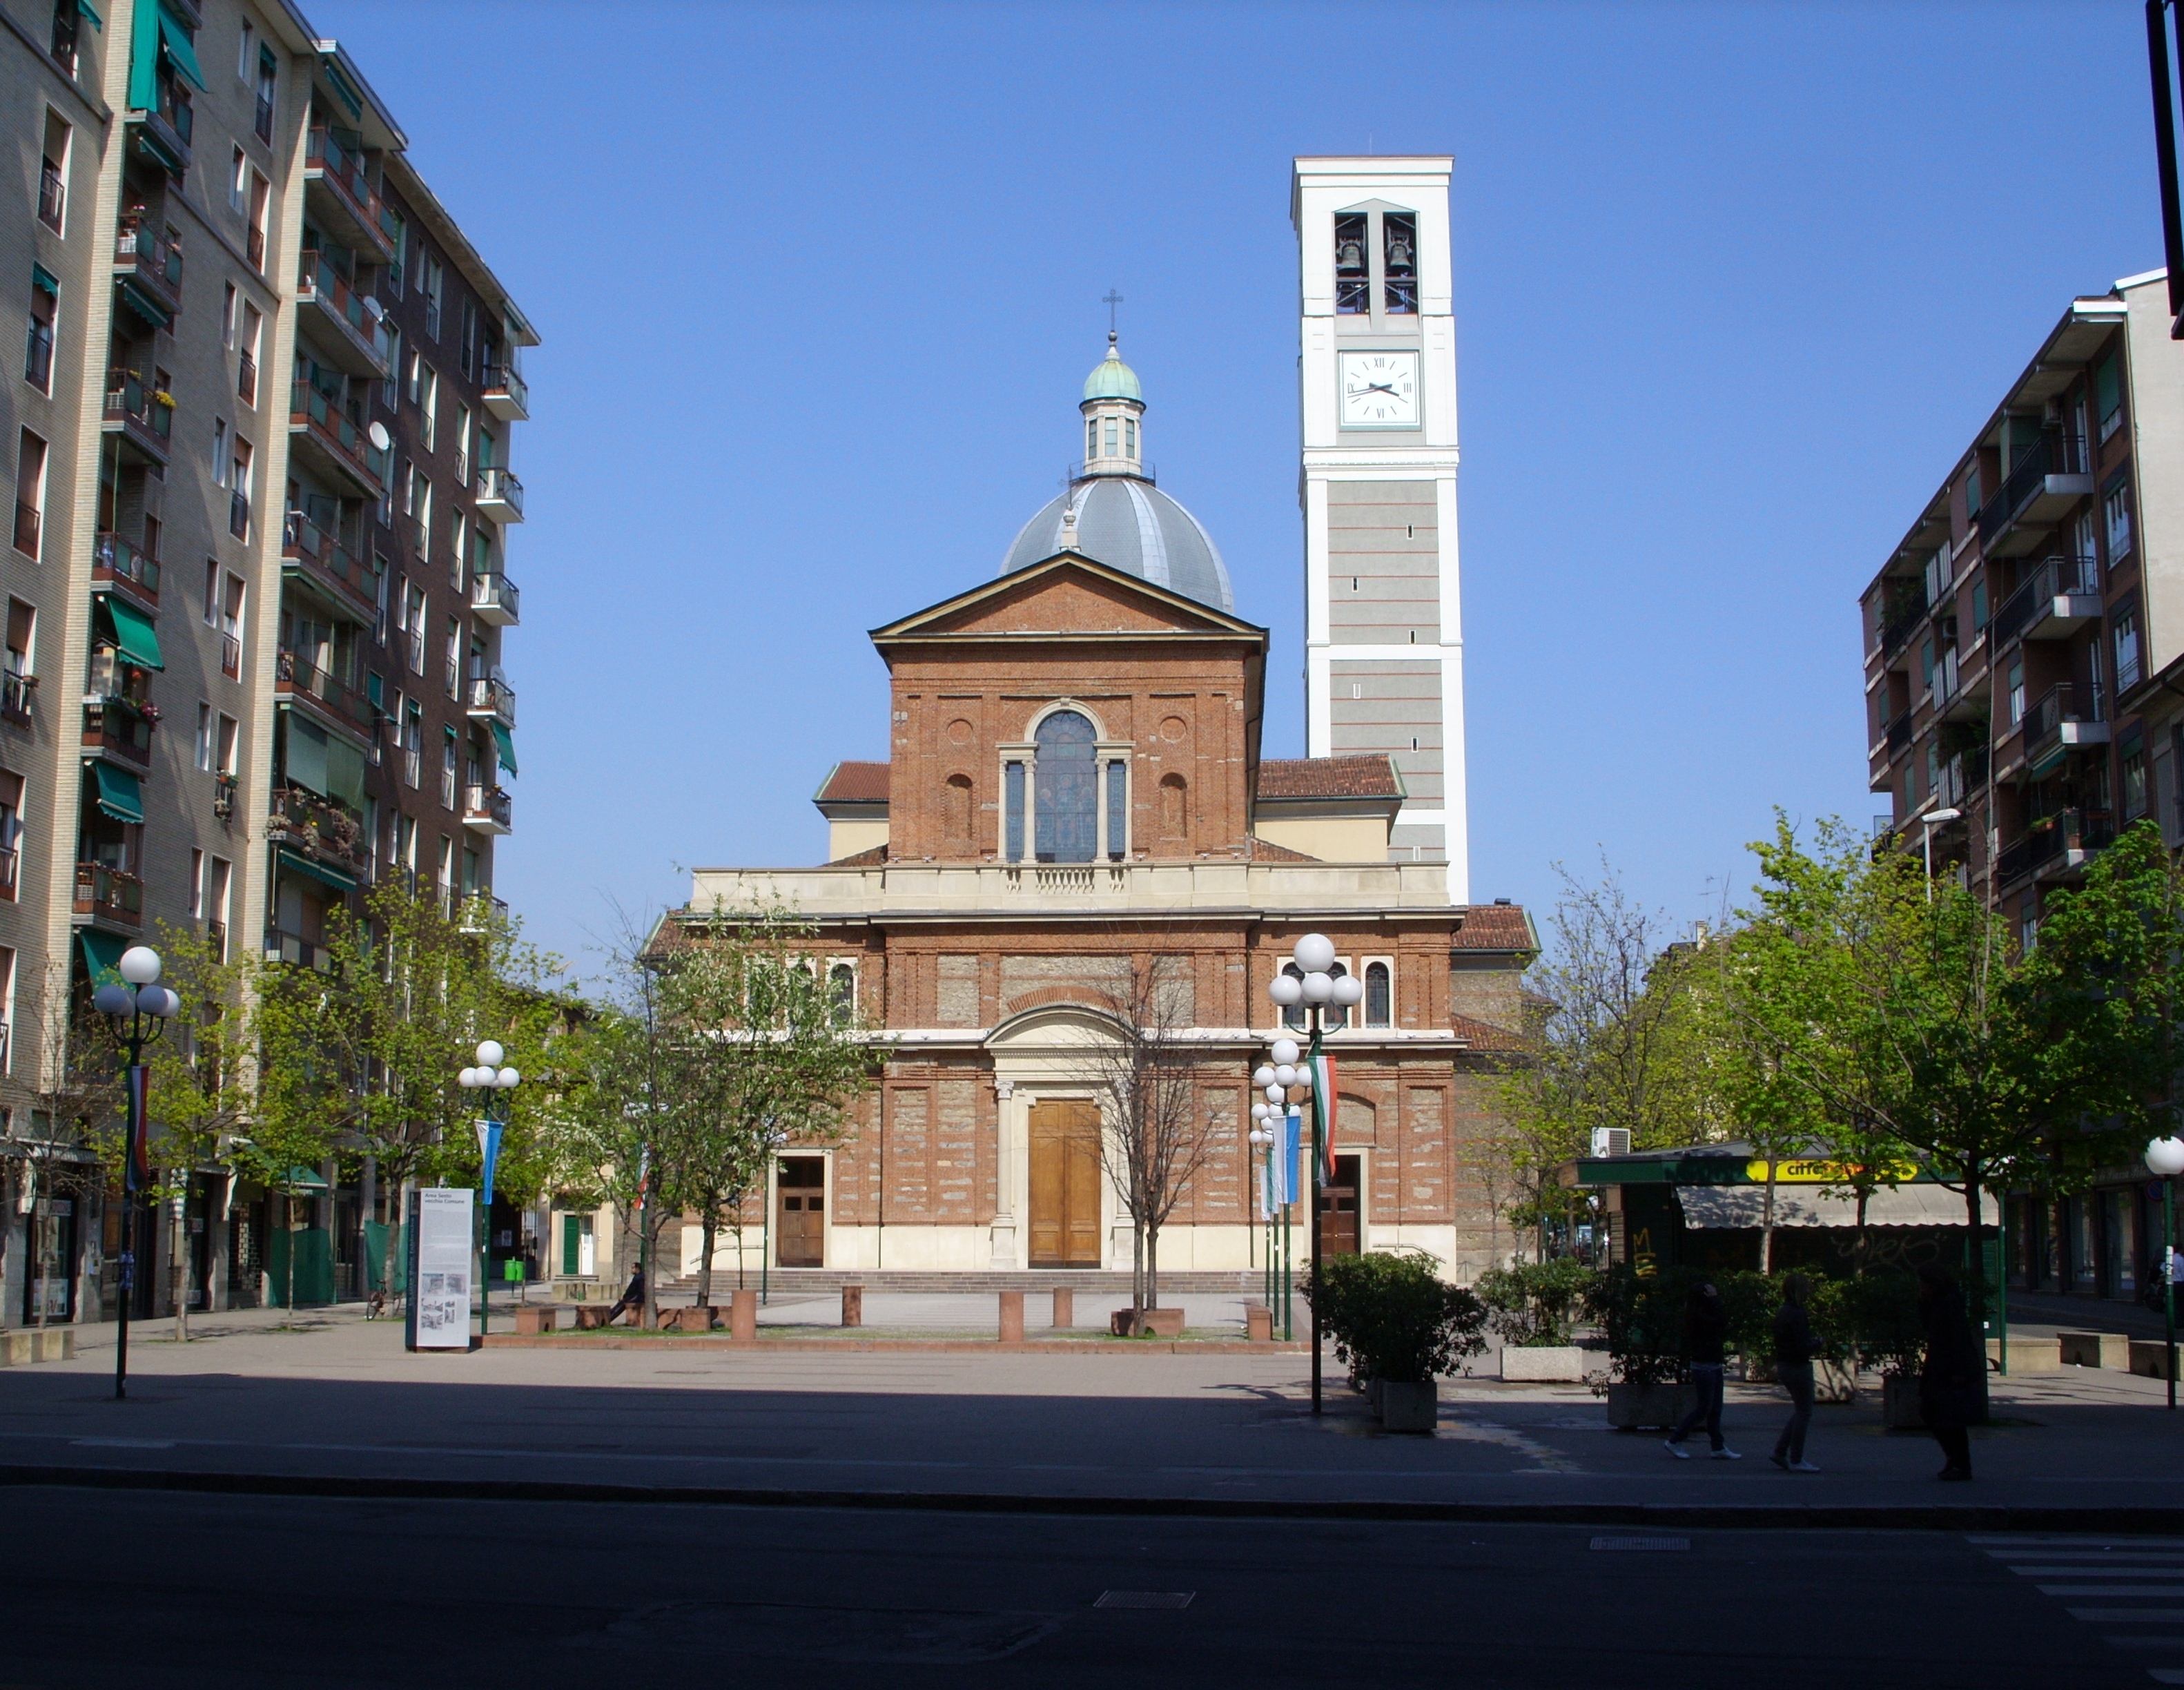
[458,1067,479,1088]
[1252,1065,1276,1088]
[1291,933,1336,975]
[2148,1136,2184,1179]
[1291,1069,1312,1094]
[1249,1130,1269,1147]
[1273,1065,1298,1088]
[1268,974,1303,1007]
[119,946,162,986]
[497,1067,520,1087]
[140,986,177,1019]
[1249,1102,1267,1121]
[1269,1038,1300,1067]
[474,1040,505,1069]
[1332,975,1365,1008]
[93,983,134,1017]
[1264,1084,1285,1105]
[1300,971,1334,1005]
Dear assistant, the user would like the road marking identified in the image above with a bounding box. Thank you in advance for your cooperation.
[1094,1591,1193,1610]
[2036,1586,2184,1598]
[1982,1536,2184,1685]
[1590,1536,1689,1552]
[2011,1566,2184,1577]
[69,1438,174,1449]
[2074,1612,2184,1622]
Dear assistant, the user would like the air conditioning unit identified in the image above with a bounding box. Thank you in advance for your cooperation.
[1590,1127,1631,1159]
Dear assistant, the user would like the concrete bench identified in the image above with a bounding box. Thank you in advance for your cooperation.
[1987,1337,2061,1374]
[572,1306,618,1330]
[0,1328,74,1365]
[2059,1330,2131,1369]
[662,1306,717,1332]
[511,1305,560,1336]
[2130,1339,2182,1380]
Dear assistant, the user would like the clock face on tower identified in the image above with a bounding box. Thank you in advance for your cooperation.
[1338,350,1421,429]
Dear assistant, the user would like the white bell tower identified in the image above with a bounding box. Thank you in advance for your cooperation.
[1292,157,1467,903]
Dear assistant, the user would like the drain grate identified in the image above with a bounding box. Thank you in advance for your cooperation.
[1590,1536,1690,1552]
[1095,1591,1196,1609]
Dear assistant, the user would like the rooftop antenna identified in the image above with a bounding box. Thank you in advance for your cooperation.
[1102,288,1124,344]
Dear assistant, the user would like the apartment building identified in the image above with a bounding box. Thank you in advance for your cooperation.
[0,0,532,1328]
[1858,267,2179,1306]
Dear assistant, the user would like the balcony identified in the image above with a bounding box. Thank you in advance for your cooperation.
[457,893,511,935]
[475,467,524,523]
[264,929,333,971]
[74,863,142,929]
[1936,744,1989,813]
[269,786,370,879]
[1932,644,1990,723]
[1,670,36,730]
[1878,592,1926,661]
[465,674,516,728]
[481,363,528,423]
[281,512,378,621]
[289,382,386,499]
[134,73,193,171]
[81,699,153,768]
[296,252,389,378]
[1996,807,2115,888]
[275,649,377,741]
[1976,432,2094,559]
[1989,555,2101,650]
[114,216,183,318]
[92,534,161,611]
[303,128,398,264]
[103,371,173,468]
[2022,683,2109,775]
[462,783,513,836]
[1883,707,1912,758]
[469,572,520,627]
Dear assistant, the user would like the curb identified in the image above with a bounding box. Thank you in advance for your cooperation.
[3,1464,2181,1533]
[478,1334,1307,1354]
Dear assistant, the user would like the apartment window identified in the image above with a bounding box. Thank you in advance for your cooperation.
[402,699,422,787]
[222,282,238,349]
[229,146,246,213]
[459,300,478,379]
[49,0,78,73]
[404,585,427,674]
[1365,960,1392,1027]
[1971,579,1987,631]
[373,555,391,645]
[454,405,471,485]
[440,727,457,809]
[380,326,402,411]
[195,702,212,770]
[228,438,253,539]
[208,857,231,959]
[246,171,270,271]
[254,45,276,144]
[6,599,37,721]
[396,813,416,884]
[462,846,480,899]
[405,351,421,405]
[24,269,57,393]
[188,848,204,918]
[0,945,14,1069]
[202,558,220,625]
[420,365,438,452]
[2116,605,2143,692]
[400,457,416,515]
[449,513,467,592]
[2125,737,2149,822]
[38,111,68,233]
[215,712,237,775]
[238,302,262,405]
[0,773,21,902]
[422,255,444,340]
[414,478,431,559]
[2105,475,2134,564]
[13,431,46,561]
[212,418,228,487]
[236,20,253,77]
[443,616,460,698]
[2096,353,2123,443]
[221,574,244,677]
[1919,639,1935,695]
[1963,463,1982,523]
[2007,656,2025,727]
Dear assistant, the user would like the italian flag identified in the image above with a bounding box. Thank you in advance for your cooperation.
[1308,1047,1337,1185]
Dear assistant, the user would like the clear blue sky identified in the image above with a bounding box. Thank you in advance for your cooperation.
[309,1,2165,974]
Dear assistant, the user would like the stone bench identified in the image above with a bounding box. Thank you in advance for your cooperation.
[511,1305,560,1336]
[2059,1330,2131,1369]
[0,1328,74,1365]
[1986,1337,2061,1374]
[2130,1339,2183,1380]
[572,1305,620,1330]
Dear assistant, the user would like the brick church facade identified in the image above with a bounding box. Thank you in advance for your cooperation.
[652,550,1534,1289]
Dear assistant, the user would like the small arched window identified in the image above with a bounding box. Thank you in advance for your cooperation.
[1365,960,1392,1028]
[1281,962,1305,1032]
[828,962,856,1027]
[1327,960,1351,1029]
[1034,710,1097,862]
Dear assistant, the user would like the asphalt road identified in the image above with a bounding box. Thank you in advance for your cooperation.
[1,1490,2174,1689]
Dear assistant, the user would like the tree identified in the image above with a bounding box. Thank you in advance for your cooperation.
[1492,859,1722,1261]
[1069,954,1223,1318]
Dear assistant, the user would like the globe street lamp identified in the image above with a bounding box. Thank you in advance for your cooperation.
[2147,1136,2184,1410]
[95,944,177,1401]
[458,1041,519,1337]
[1268,934,1365,1415]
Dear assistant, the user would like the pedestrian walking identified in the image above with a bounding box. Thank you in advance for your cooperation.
[605,1262,647,1327]
[1769,1272,1822,1473]
[1665,1280,1739,1460]
[1917,1262,1978,1481]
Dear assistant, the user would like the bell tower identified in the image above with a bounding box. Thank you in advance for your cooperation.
[1291,157,1467,902]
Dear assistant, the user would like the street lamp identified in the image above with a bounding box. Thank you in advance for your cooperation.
[1918,808,1962,901]
[2147,1136,2184,1410]
[95,944,177,1401]
[458,1040,519,1336]
[1267,934,1365,1415]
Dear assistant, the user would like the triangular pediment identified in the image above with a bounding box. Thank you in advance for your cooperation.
[871,552,1266,644]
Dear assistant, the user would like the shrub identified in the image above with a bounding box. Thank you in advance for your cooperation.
[1824,1270,1924,1377]
[1475,1258,1599,1348]
[1303,1250,1488,1383]
[1583,1264,1705,1388]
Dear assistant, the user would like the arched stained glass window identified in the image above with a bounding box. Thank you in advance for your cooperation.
[1034,710,1097,863]
[1365,960,1392,1028]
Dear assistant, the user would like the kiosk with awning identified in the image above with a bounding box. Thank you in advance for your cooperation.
[1561,1141,1997,1274]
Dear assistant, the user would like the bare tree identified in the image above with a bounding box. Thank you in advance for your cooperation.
[1073,955,1225,1319]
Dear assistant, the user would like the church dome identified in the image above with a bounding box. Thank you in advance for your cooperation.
[1082,342,1142,402]
[1003,478,1234,614]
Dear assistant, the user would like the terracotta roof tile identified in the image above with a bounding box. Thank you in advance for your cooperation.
[816,761,890,804]
[826,843,889,867]
[1254,755,1403,802]
[1247,836,1320,863]
[1451,904,1535,950]
[1450,1013,1526,1051]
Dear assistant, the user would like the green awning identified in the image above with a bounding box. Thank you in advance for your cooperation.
[277,848,357,893]
[283,1165,330,1191]
[491,719,517,777]
[32,265,58,295]
[90,761,142,824]
[157,3,206,90]
[116,278,171,330]
[79,930,126,986]
[99,595,164,671]
[77,0,103,28]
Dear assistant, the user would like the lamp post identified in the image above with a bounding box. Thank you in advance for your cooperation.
[2147,1136,2184,1410]
[1920,807,1962,901]
[458,1041,520,1338]
[1267,934,1365,1415]
[95,945,177,1401]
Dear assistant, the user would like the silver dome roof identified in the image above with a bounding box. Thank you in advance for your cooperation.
[1001,476,1234,614]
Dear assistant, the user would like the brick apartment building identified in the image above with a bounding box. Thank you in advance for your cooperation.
[1859,266,2181,1305]
[0,0,533,1328]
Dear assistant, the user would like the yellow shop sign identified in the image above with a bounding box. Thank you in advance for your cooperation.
[1744,1158,1920,1185]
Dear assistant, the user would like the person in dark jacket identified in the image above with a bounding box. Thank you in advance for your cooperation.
[1769,1272,1822,1473]
[1666,1281,1739,1459]
[606,1263,646,1328]
[1918,1262,1978,1479]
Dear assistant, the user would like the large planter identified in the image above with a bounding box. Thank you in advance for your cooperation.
[1110,1308,1184,1338]
[1499,1345,1587,1382]
[1815,1360,1857,1404]
[1881,1373,1925,1428]
[1378,1379,1438,1432]
[1606,1380,1693,1430]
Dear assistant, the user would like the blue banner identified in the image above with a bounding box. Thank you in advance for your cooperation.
[476,1119,503,1209]
[1276,1106,1301,1208]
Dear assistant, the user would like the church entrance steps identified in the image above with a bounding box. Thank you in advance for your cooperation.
[650,1269,1261,1299]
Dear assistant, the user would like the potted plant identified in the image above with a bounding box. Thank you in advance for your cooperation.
[1586,1264,1699,1429]
[1831,1270,1924,1426]
[1477,1258,1599,1381]
[1304,1250,1486,1432]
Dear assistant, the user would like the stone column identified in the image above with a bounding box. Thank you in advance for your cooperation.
[988,1078,1020,1270]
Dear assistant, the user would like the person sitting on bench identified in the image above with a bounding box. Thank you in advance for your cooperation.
[605,1264,645,1326]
